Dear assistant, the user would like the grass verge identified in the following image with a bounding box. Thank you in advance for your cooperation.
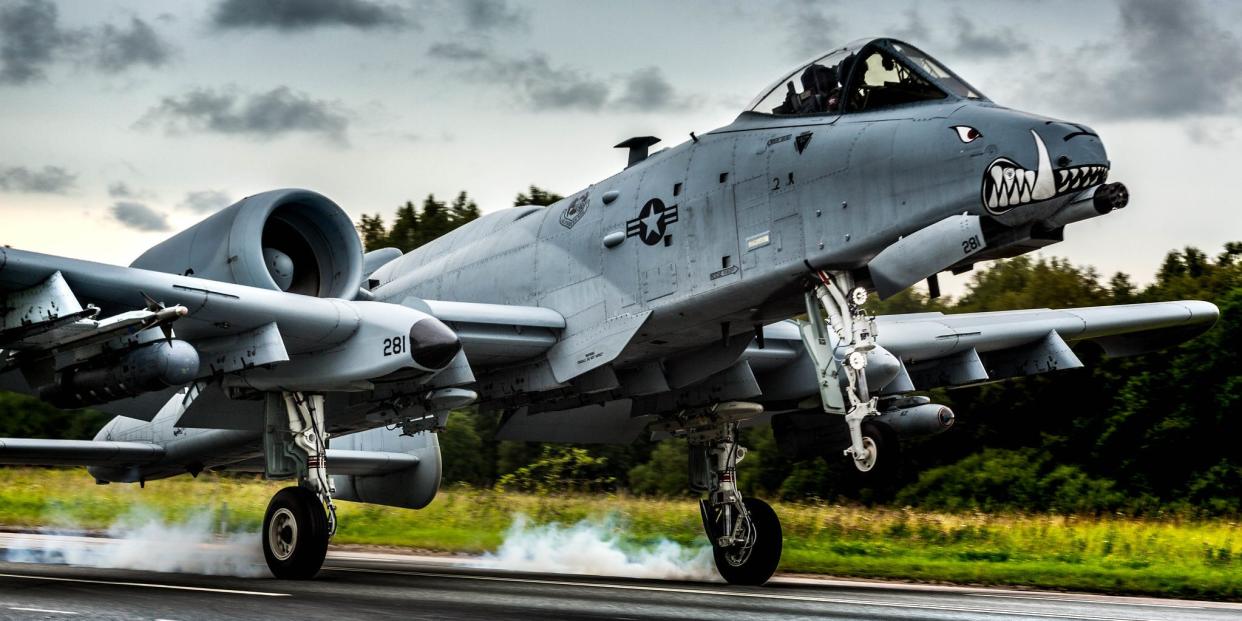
[0,467,1238,599]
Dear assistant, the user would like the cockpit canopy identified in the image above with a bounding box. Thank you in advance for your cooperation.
[747,38,985,116]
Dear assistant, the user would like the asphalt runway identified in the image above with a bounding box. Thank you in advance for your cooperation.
[0,543,1239,620]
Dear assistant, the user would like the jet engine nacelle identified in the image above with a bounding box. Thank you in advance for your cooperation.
[130,189,364,299]
[38,340,200,408]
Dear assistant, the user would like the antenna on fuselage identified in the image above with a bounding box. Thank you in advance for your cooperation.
[615,136,661,168]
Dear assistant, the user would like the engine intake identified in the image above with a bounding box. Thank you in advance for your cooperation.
[131,189,363,299]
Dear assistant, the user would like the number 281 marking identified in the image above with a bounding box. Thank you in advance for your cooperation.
[961,235,982,255]
[383,335,406,356]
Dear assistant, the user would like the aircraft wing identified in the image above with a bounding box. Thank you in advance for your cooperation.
[2,247,376,355]
[497,300,1219,443]
[0,247,457,419]
[868,300,1219,391]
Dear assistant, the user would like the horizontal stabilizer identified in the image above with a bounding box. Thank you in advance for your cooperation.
[0,438,164,467]
[0,436,419,476]
[325,449,419,475]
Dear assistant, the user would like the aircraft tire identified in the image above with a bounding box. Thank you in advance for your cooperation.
[262,486,330,580]
[713,497,783,586]
[851,421,900,481]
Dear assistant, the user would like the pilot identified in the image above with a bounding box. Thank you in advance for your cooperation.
[797,64,839,114]
[836,53,865,111]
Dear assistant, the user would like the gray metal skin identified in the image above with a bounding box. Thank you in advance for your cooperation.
[369,38,1109,411]
[0,38,1220,507]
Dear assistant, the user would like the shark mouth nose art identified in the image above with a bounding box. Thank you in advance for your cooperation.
[982,130,1109,213]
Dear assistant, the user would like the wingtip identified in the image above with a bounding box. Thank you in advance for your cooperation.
[1178,300,1221,323]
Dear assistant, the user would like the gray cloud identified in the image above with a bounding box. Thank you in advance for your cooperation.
[141,86,350,144]
[0,165,76,193]
[0,0,71,84]
[616,66,677,111]
[427,42,490,61]
[111,201,169,231]
[889,8,930,43]
[180,189,233,213]
[949,11,1030,59]
[460,0,528,32]
[107,181,142,198]
[501,54,609,111]
[1041,0,1242,120]
[427,44,688,113]
[0,0,175,85]
[211,0,409,31]
[783,0,842,58]
[95,17,173,73]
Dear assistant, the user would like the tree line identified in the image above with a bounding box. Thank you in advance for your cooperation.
[1,183,1237,516]
[355,186,563,253]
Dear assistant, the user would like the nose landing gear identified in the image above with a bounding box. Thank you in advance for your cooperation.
[800,270,887,475]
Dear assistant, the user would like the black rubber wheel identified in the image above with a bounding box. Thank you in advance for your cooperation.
[262,486,330,580]
[711,497,783,586]
[850,421,901,481]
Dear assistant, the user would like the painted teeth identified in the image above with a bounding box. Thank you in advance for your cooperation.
[986,163,1110,210]
[1054,165,1110,193]
[985,164,1041,210]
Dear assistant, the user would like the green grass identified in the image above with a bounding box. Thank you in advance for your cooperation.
[1,467,1239,599]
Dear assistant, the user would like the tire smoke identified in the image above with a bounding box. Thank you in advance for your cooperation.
[474,514,720,582]
[1,505,267,577]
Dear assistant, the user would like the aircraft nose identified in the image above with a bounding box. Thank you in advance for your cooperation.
[408,318,461,370]
[981,123,1110,214]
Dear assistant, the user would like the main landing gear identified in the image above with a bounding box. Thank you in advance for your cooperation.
[261,392,335,579]
[663,402,783,585]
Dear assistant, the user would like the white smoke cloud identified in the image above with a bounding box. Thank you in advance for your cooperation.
[474,514,720,582]
[2,505,266,577]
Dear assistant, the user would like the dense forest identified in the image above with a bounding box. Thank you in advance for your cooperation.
[2,186,1237,516]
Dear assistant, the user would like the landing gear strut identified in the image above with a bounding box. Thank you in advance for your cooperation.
[668,403,783,585]
[261,391,335,579]
[799,270,885,474]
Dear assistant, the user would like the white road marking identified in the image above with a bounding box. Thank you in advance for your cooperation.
[968,592,1211,610]
[9,607,77,614]
[327,567,1145,621]
[0,573,289,597]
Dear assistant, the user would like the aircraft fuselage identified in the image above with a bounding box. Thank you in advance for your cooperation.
[371,100,1109,382]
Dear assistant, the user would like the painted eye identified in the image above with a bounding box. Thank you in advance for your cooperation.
[952,126,982,143]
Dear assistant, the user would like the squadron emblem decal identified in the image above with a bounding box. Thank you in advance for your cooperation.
[626,198,679,246]
[559,191,590,229]
[795,131,813,154]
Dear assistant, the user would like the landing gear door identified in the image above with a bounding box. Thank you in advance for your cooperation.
[797,318,846,414]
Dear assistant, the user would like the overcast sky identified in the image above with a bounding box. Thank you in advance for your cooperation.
[1,0,1240,295]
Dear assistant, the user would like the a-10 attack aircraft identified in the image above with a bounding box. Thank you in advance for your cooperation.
[0,38,1220,585]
